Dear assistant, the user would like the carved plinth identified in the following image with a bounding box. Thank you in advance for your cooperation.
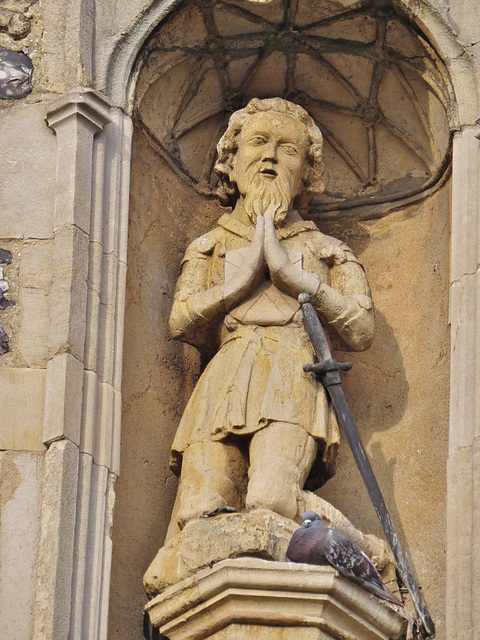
[145,558,409,640]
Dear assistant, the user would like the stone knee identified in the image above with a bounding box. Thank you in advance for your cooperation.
[246,454,301,520]
[176,440,246,528]
[246,423,317,521]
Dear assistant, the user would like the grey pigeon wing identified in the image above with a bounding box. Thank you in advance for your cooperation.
[286,516,401,605]
[327,531,380,579]
[326,531,400,604]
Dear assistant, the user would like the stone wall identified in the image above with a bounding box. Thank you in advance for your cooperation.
[0,1,479,640]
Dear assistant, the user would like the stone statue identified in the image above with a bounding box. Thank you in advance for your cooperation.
[167,97,374,530]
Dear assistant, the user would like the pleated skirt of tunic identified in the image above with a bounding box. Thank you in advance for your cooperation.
[170,323,340,476]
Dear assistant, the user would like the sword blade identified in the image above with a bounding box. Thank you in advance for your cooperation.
[299,295,435,638]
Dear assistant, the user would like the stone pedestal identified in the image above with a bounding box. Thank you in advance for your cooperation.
[145,558,409,640]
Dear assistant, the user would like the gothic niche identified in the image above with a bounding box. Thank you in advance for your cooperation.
[108,1,452,638]
[133,0,451,219]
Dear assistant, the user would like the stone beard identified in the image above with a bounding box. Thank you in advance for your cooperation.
[243,169,292,227]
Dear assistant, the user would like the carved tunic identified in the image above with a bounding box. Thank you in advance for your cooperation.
[169,210,373,489]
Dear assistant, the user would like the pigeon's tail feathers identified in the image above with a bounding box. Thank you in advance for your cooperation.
[362,579,402,605]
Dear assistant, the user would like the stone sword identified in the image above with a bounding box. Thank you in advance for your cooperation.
[298,292,435,639]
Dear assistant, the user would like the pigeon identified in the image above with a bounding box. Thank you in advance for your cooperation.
[286,511,401,605]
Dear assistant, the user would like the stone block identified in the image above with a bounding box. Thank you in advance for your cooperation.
[84,241,102,371]
[48,224,89,361]
[146,558,408,640]
[43,352,84,446]
[0,103,55,239]
[84,244,125,387]
[145,501,395,600]
[17,287,50,366]
[33,439,80,640]
[15,240,52,366]
[449,270,480,451]
[80,369,120,471]
[0,451,44,640]
[70,454,111,639]
[0,367,46,451]
[451,128,480,283]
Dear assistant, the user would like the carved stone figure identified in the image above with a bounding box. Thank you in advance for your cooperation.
[167,97,374,530]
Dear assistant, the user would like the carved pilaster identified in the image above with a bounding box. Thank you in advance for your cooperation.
[447,123,480,640]
[35,89,126,640]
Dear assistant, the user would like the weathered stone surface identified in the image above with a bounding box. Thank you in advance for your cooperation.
[48,224,89,362]
[0,103,55,238]
[0,367,46,450]
[0,451,44,640]
[43,352,84,446]
[144,511,297,596]
[146,558,409,640]
[16,240,52,367]
[33,439,79,640]
[144,504,396,599]
[69,454,116,640]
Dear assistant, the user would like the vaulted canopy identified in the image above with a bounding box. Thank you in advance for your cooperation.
[134,0,451,219]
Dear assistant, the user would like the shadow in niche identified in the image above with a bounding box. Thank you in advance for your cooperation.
[143,611,167,640]
[321,307,409,531]
[368,440,417,575]
[348,307,409,435]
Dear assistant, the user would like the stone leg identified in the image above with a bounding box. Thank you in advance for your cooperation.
[246,422,317,520]
[175,440,247,528]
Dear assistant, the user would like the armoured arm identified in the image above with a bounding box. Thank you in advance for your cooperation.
[169,268,225,342]
[264,217,373,350]
[310,259,374,351]
[169,218,265,342]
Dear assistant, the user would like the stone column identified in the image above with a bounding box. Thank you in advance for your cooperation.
[447,123,480,640]
[32,88,132,640]
[146,558,408,640]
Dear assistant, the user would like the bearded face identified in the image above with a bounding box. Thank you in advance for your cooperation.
[232,111,309,227]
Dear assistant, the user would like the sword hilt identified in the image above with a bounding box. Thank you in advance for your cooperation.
[299,293,352,382]
[304,360,352,374]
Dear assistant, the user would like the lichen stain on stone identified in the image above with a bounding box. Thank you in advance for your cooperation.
[0,453,22,523]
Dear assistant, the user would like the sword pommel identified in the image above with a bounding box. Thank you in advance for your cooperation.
[298,292,311,305]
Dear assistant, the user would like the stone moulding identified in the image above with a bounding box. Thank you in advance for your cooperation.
[146,558,409,640]
[33,88,126,640]
[46,90,112,134]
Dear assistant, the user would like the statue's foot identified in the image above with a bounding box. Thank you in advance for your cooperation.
[144,509,297,598]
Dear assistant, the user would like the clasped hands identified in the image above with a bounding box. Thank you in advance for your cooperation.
[223,214,320,307]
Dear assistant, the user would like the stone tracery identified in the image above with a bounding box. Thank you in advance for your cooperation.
[135,0,451,218]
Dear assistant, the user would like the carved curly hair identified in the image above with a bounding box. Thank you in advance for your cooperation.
[214,97,325,210]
